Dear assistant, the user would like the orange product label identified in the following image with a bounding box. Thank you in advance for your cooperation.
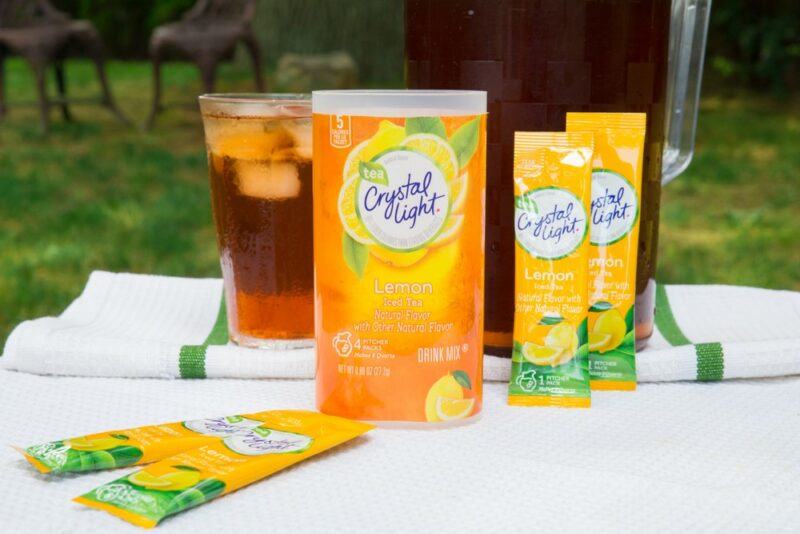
[313,113,487,423]
[508,132,594,408]
[566,113,646,390]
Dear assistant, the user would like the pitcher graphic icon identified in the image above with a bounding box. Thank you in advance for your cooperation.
[332,331,354,357]
[516,369,538,393]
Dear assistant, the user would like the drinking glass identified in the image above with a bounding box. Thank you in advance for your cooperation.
[199,94,314,348]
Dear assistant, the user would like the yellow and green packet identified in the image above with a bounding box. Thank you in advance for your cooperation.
[15,411,293,474]
[508,132,594,408]
[566,113,646,390]
[74,410,373,528]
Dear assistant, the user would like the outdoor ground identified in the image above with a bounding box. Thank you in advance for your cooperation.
[1,59,798,345]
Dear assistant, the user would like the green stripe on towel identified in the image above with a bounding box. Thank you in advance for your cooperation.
[654,283,692,346]
[178,297,228,379]
[655,283,725,382]
[696,342,724,381]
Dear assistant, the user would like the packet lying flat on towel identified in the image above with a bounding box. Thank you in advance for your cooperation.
[74,410,373,528]
[16,411,296,474]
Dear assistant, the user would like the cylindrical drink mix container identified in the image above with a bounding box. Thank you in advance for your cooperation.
[312,90,487,425]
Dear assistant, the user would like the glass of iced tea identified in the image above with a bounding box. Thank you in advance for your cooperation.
[199,94,313,349]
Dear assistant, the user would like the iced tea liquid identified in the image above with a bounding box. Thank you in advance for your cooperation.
[200,96,314,347]
[406,0,671,354]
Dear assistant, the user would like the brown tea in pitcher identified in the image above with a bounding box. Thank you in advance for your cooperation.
[406,0,670,355]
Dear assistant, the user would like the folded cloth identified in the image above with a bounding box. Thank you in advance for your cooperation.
[3,271,800,382]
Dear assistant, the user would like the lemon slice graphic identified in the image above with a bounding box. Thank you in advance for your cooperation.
[400,133,459,182]
[369,246,428,267]
[67,436,127,451]
[592,309,627,353]
[337,177,374,245]
[128,471,172,489]
[522,342,564,366]
[543,322,579,366]
[343,120,405,182]
[450,171,468,213]
[589,331,613,352]
[425,374,464,422]
[435,397,475,421]
[430,214,464,247]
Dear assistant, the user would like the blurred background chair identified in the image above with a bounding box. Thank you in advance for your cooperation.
[147,0,265,128]
[0,0,128,132]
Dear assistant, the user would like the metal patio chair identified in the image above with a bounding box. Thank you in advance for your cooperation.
[0,0,128,132]
[146,0,265,128]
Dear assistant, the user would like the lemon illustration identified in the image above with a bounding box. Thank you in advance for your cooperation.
[67,435,127,451]
[337,177,374,244]
[543,322,579,366]
[400,133,459,182]
[128,470,171,489]
[369,246,428,267]
[342,120,405,182]
[129,469,200,492]
[592,308,627,353]
[430,214,464,248]
[449,171,469,213]
[589,331,613,352]
[435,397,476,421]
[425,374,465,422]
[521,342,564,366]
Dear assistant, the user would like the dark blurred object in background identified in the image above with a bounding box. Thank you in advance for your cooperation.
[52,0,195,59]
[0,0,129,131]
[52,0,404,87]
[146,0,264,128]
[50,0,800,93]
[705,0,799,93]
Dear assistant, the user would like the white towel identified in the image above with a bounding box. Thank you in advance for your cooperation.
[3,271,799,382]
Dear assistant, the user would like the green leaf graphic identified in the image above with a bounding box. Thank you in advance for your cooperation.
[538,314,564,326]
[173,465,200,472]
[625,304,635,331]
[577,318,588,344]
[405,116,446,138]
[358,160,389,186]
[618,330,636,352]
[589,301,614,312]
[451,370,472,390]
[449,117,480,168]
[515,196,539,214]
[109,434,129,440]
[342,232,368,278]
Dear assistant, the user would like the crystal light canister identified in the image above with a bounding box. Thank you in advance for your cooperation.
[312,90,487,424]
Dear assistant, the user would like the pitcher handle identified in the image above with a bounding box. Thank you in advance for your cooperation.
[662,0,712,185]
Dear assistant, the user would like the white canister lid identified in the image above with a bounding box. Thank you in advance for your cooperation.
[312,90,486,117]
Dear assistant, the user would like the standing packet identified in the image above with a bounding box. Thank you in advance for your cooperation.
[74,410,373,528]
[566,113,646,390]
[16,411,291,474]
[508,132,594,408]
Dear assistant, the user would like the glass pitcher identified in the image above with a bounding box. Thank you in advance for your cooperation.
[405,0,712,355]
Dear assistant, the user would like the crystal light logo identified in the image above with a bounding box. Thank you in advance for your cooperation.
[590,170,639,245]
[183,416,263,437]
[223,428,313,456]
[515,187,587,260]
[356,149,449,251]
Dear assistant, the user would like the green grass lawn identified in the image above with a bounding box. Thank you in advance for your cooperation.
[1,59,798,345]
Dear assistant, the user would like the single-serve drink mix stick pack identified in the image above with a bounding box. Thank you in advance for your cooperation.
[16,411,297,474]
[566,113,646,390]
[74,410,373,528]
[508,132,594,408]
